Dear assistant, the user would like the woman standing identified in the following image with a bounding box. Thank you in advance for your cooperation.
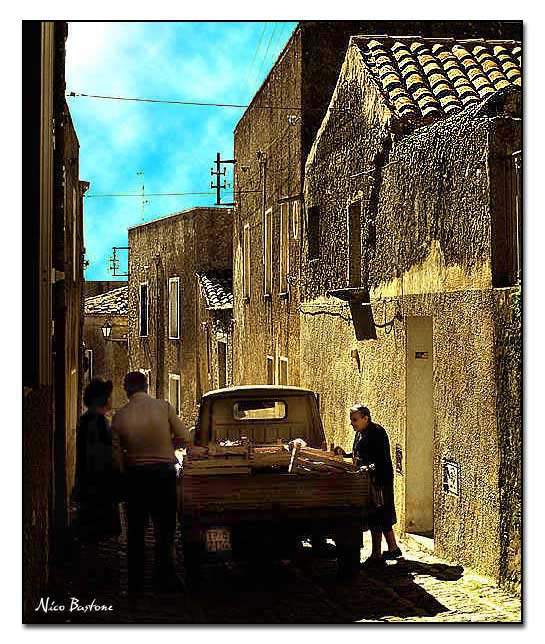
[73,378,121,543]
[335,404,401,567]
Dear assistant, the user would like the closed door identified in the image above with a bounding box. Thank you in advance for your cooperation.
[405,317,434,536]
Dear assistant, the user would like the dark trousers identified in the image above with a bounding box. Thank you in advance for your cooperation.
[126,463,177,588]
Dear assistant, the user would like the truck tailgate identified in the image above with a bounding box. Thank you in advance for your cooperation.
[182,470,369,516]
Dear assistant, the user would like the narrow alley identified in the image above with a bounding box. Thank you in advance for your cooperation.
[42,511,520,624]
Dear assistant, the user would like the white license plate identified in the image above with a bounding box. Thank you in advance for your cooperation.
[205,527,232,553]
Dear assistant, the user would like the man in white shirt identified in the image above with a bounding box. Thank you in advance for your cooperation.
[112,371,194,592]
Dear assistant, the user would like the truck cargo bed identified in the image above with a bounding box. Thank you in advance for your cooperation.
[182,470,369,516]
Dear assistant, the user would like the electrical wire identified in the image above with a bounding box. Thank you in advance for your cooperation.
[253,23,277,88]
[67,91,346,113]
[244,22,268,92]
[67,91,303,111]
[85,190,262,199]
[85,191,215,198]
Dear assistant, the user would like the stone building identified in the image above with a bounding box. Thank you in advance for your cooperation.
[23,21,87,619]
[127,207,232,427]
[83,284,129,413]
[300,34,521,589]
[84,279,126,299]
[232,21,522,391]
[195,271,234,394]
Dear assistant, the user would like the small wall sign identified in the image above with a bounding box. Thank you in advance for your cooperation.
[443,459,460,496]
[415,351,429,359]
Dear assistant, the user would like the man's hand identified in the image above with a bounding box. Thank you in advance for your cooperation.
[187,445,207,457]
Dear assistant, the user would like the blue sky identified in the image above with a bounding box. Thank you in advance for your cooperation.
[65,21,297,280]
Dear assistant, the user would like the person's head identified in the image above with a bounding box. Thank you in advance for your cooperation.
[349,404,371,432]
[83,378,113,413]
[124,371,148,398]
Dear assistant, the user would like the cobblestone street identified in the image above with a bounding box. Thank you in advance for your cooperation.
[42,510,521,624]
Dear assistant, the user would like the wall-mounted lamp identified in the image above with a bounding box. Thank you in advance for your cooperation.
[101,320,128,344]
[101,321,112,341]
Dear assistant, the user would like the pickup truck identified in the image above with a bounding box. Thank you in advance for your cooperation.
[179,385,369,581]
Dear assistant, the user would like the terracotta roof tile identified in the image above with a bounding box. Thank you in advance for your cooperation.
[196,271,233,311]
[356,37,521,124]
[85,286,128,316]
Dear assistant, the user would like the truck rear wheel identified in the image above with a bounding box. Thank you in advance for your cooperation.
[337,545,361,578]
[335,524,362,579]
[183,542,202,588]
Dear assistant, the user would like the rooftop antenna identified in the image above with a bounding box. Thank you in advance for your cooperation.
[137,171,149,222]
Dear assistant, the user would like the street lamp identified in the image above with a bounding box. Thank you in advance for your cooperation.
[101,321,112,341]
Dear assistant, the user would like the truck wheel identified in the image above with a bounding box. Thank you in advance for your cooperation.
[183,543,202,588]
[337,545,361,578]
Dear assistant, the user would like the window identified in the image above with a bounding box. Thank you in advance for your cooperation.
[234,400,286,421]
[139,282,149,337]
[243,223,251,299]
[512,151,522,280]
[168,373,181,416]
[307,205,320,259]
[168,277,180,339]
[83,349,93,384]
[264,207,273,295]
[291,201,300,240]
[492,150,522,287]
[218,341,227,388]
[278,356,288,385]
[280,202,289,293]
[348,200,362,287]
[72,188,77,282]
[206,326,211,379]
[266,355,275,384]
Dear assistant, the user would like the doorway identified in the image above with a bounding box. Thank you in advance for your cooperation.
[405,317,434,537]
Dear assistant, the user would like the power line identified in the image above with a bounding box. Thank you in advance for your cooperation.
[253,22,277,88]
[245,22,268,93]
[67,91,304,111]
[85,191,261,198]
[85,191,215,198]
[67,91,347,113]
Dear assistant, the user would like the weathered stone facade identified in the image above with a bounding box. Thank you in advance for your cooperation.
[233,22,383,389]
[232,20,521,390]
[128,207,232,427]
[84,284,129,412]
[23,21,87,619]
[61,107,87,514]
[301,34,521,586]
[195,272,234,398]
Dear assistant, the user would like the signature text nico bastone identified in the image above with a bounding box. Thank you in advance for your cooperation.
[35,597,114,614]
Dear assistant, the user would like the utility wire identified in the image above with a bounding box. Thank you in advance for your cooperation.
[85,190,262,198]
[85,191,215,198]
[67,91,305,111]
[245,22,268,92]
[253,22,277,88]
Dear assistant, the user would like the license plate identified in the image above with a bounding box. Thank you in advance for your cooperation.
[205,527,232,553]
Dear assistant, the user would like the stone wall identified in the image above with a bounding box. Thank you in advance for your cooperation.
[83,314,129,412]
[195,288,233,398]
[62,108,85,509]
[494,287,522,594]
[84,280,127,299]
[300,39,521,583]
[128,208,231,427]
[233,26,303,388]
[300,289,503,579]
[23,386,53,619]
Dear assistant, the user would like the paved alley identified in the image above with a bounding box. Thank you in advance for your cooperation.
[40,510,521,624]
